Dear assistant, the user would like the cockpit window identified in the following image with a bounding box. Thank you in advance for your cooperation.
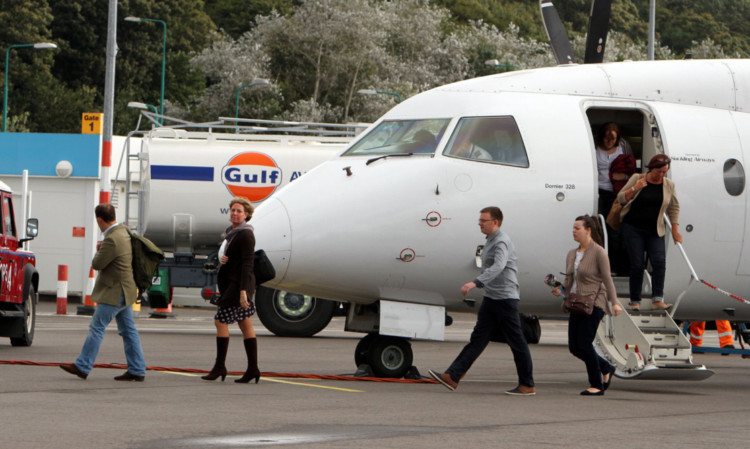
[444,116,529,167]
[343,119,450,156]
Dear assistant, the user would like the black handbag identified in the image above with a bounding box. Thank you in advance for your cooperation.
[253,249,276,285]
[490,313,541,344]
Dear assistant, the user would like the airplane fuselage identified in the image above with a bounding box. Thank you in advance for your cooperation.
[253,59,750,323]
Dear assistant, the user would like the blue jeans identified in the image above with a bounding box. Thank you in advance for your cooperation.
[75,293,146,376]
[568,307,613,389]
[621,222,666,303]
[446,297,534,387]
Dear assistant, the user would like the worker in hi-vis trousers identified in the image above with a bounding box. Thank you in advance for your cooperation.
[689,321,735,353]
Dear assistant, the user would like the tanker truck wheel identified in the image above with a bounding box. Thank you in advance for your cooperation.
[255,286,335,337]
[10,285,36,347]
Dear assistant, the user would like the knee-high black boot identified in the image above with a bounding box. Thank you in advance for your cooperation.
[202,336,229,381]
[235,337,260,384]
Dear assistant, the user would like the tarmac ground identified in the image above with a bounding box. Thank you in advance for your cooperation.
[2,299,750,449]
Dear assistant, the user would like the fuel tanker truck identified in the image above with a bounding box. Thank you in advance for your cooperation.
[125,120,367,336]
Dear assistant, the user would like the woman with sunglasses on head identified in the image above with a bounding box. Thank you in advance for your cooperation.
[616,154,682,312]
[202,196,261,384]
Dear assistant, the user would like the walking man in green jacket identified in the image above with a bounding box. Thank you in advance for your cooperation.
[61,203,146,381]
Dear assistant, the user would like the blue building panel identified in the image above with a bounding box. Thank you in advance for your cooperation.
[0,133,100,177]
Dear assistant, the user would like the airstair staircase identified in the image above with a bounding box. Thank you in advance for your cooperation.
[594,214,713,380]
[595,304,712,380]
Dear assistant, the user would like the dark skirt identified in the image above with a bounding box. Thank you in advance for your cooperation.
[214,302,256,324]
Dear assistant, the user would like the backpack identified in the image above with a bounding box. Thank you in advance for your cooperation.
[126,227,165,295]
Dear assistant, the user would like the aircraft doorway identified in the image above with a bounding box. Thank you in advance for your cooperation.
[585,106,664,294]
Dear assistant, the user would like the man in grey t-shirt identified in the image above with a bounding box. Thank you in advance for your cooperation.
[429,206,535,395]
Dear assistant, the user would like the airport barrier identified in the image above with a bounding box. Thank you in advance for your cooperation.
[56,265,68,315]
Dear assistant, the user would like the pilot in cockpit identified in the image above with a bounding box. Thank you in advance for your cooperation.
[448,124,493,161]
[407,129,438,154]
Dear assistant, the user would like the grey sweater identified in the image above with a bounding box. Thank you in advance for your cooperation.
[474,229,520,300]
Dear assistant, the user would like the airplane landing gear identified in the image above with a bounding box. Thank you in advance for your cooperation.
[354,333,413,378]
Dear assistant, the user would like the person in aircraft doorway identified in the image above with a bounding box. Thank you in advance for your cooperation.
[550,215,623,396]
[690,321,735,354]
[615,154,682,312]
[428,206,535,396]
[596,122,634,217]
[595,122,635,275]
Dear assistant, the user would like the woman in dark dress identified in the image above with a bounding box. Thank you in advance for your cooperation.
[202,197,260,383]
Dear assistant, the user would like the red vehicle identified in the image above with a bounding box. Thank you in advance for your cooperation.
[0,180,39,346]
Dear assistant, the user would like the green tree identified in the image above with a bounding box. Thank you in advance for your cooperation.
[204,0,300,38]
[117,0,216,133]
[0,0,58,132]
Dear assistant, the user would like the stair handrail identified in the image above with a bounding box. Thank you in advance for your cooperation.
[663,214,699,316]
[597,213,609,252]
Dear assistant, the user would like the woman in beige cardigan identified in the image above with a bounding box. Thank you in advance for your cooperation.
[616,154,682,311]
[552,215,622,395]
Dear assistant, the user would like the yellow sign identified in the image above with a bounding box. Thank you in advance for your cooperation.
[81,113,103,134]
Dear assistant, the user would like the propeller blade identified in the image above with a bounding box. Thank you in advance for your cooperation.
[540,0,576,65]
[584,0,613,64]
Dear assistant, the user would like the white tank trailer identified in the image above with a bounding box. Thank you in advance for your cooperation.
[122,119,367,335]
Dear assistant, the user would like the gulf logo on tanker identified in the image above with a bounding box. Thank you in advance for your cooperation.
[221,152,282,202]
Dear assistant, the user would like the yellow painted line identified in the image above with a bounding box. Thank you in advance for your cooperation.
[262,377,364,392]
[160,371,363,392]
[161,371,200,378]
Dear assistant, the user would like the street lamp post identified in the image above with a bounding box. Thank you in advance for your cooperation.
[235,78,270,123]
[3,42,57,132]
[357,89,402,103]
[125,16,167,124]
[127,101,158,114]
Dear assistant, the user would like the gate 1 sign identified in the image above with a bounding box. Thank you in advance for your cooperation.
[81,113,102,135]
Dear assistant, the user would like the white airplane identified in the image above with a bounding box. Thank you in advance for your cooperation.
[251,56,750,379]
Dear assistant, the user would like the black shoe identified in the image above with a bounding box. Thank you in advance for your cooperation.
[114,371,145,382]
[721,344,735,356]
[234,371,260,384]
[602,370,614,391]
[60,363,88,379]
[581,389,604,396]
[201,366,227,381]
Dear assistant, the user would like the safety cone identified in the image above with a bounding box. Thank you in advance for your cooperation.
[56,265,68,315]
[149,287,176,318]
[76,268,97,316]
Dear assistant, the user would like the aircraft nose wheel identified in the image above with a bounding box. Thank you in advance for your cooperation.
[354,334,413,378]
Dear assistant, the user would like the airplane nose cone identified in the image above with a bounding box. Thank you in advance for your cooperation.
[251,198,291,285]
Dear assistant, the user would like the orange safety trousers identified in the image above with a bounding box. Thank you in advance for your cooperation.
[689,321,733,347]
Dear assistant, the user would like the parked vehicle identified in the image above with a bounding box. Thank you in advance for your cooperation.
[0,180,39,346]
